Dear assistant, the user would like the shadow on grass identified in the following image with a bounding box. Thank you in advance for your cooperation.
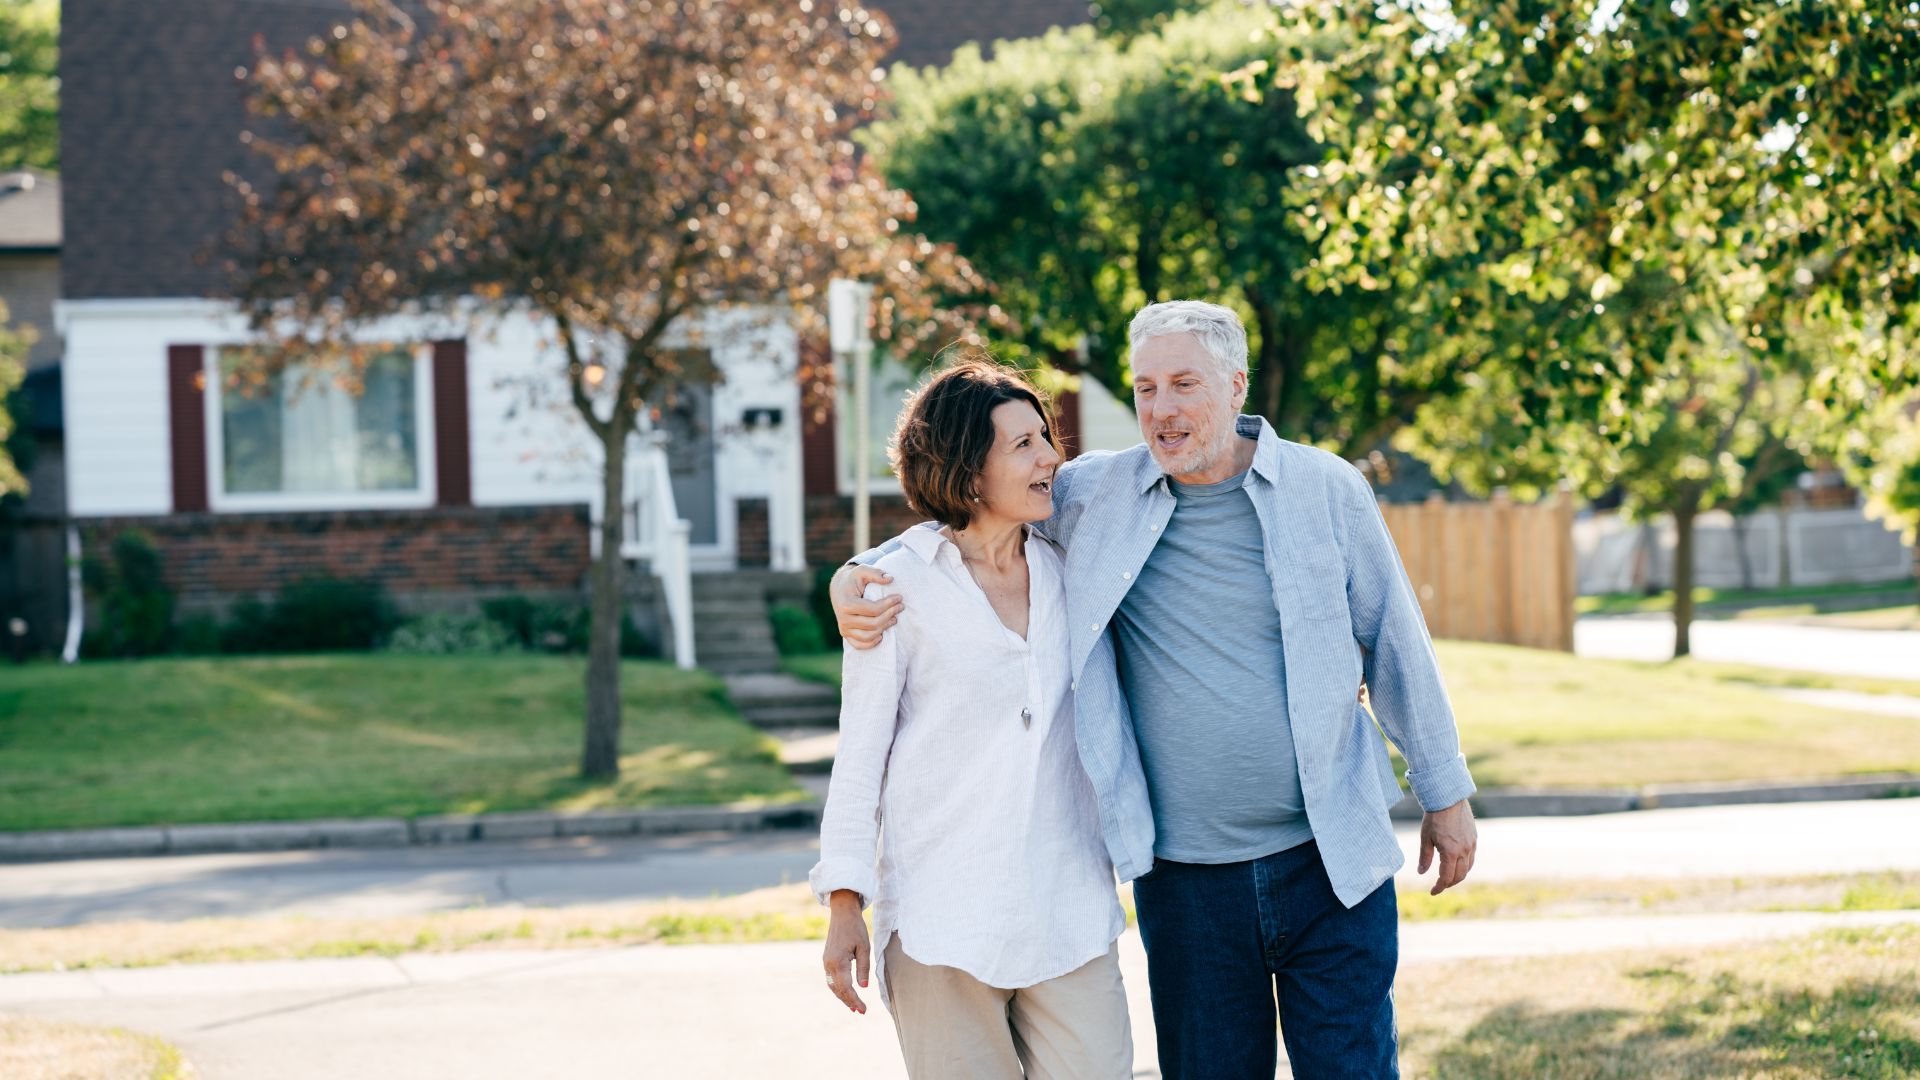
[1415,975,1920,1079]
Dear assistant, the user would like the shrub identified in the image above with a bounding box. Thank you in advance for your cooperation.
[222,577,397,653]
[386,612,519,655]
[481,596,589,653]
[173,614,224,655]
[770,604,827,656]
[81,530,174,658]
[808,565,843,647]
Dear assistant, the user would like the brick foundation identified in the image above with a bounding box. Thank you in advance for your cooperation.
[803,494,924,567]
[76,504,592,608]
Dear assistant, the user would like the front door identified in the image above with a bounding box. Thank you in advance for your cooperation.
[658,382,719,547]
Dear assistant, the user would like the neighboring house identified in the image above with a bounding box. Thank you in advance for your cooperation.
[0,168,66,651]
[58,0,1120,661]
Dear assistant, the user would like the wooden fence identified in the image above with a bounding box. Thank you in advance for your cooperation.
[1379,491,1576,652]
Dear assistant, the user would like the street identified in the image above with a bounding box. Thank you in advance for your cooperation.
[1575,614,1919,679]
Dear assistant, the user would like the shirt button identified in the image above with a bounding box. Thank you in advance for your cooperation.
[1071,681,1078,691]
[1149,523,1159,531]
[1121,571,1132,580]
[1089,622,1100,632]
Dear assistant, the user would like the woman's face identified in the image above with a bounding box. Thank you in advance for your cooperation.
[972,400,1061,526]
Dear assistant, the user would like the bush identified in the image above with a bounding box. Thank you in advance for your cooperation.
[81,531,174,658]
[808,565,843,647]
[770,604,827,656]
[481,596,588,653]
[173,614,224,655]
[386,612,519,655]
[223,577,397,653]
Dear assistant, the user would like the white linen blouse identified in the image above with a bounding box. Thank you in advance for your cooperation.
[809,524,1124,996]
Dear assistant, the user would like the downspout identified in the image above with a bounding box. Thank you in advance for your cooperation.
[61,524,82,663]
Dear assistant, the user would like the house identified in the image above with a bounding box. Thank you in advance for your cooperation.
[0,168,65,652]
[55,0,1132,667]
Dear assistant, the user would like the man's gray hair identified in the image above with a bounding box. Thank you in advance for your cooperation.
[1127,300,1249,379]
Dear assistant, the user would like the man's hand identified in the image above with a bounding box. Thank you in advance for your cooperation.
[831,564,901,650]
[1418,798,1478,896]
[821,890,872,1014]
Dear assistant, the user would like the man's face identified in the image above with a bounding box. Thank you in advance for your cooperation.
[1131,332,1246,483]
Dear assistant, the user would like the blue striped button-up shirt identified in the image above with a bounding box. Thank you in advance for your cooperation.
[858,415,1475,908]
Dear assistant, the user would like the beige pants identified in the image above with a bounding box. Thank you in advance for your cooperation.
[883,936,1133,1080]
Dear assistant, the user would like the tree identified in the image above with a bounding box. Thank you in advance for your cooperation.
[0,0,58,171]
[227,0,988,779]
[1276,0,1920,656]
[865,2,1456,456]
[0,301,28,500]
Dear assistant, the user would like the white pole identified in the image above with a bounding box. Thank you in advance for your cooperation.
[853,329,872,555]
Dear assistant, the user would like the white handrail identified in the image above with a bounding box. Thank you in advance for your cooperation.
[620,434,696,670]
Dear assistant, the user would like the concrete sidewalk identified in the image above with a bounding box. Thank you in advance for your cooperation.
[5,911,1918,1080]
[4,799,1913,930]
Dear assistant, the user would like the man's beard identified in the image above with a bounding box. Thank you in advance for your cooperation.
[1147,421,1232,478]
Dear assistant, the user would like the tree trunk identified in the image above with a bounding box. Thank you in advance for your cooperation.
[581,427,628,780]
[1671,501,1698,659]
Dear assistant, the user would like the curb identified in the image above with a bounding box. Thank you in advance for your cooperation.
[1387,775,1920,821]
[0,802,825,863]
[3,776,1914,864]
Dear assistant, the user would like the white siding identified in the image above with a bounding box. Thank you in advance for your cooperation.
[1078,376,1141,453]
[58,299,804,568]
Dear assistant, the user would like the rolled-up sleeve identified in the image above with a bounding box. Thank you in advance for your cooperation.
[1342,472,1476,812]
[808,583,906,908]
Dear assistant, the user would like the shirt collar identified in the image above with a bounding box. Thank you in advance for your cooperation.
[899,521,948,565]
[1136,414,1281,494]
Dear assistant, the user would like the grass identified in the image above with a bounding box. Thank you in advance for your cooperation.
[0,654,806,832]
[1395,872,1920,923]
[780,651,843,687]
[0,1014,192,1080]
[4,872,1914,976]
[1426,641,1920,789]
[0,884,831,974]
[780,641,1920,788]
[1578,578,1917,619]
[1395,925,1920,1078]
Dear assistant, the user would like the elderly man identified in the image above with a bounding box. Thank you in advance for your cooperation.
[831,300,1477,1078]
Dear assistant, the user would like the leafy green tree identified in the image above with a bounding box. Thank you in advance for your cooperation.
[1278,0,1920,655]
[227,0,987,780]
[0,301,28,500]
[0,0,58,171]
[868,3,1450,455]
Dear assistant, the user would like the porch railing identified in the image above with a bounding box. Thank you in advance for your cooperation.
[620,434,696,670]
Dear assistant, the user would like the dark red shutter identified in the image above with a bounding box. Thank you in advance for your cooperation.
[1054,387,1082,460]
[431,339,472,507]
[799,338,838,498]
[167,344,209,512]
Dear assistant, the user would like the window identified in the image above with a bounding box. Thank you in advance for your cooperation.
[835,350,921,493]
[209,344,436,510]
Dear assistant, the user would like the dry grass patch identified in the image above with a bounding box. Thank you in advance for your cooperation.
[1396,872,1920,922]
[0,885,827,974]
[0,1015,191,1079]
[1396,925,1920,1078]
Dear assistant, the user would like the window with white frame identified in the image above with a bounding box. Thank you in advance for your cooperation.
[835,350,922,494]
[209,344,435,509]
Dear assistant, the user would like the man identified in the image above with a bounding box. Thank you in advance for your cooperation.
[832,300,1477,1078]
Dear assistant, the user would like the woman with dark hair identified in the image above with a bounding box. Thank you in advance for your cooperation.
[810,355,1131,1078]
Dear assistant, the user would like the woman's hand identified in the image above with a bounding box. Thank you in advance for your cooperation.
[821,890,872,1014]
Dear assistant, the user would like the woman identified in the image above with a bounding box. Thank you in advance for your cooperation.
[810,356,1131,1079]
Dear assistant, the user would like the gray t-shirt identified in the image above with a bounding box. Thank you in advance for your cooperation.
[1111,469,1313,863]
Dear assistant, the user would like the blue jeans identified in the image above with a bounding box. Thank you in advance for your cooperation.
[1132,840,1399,1079]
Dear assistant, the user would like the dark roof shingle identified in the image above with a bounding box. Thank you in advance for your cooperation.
[61,0,1090,300]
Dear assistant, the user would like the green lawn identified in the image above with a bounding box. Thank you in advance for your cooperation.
[789,641,1920,789]
[1397,926,1920,1079]
[0,655,805,832]
[1578,578,1917,619]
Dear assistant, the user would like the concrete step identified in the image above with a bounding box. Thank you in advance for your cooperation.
[741,703,841,728]
[768,726,840,775]
[725,672,843,727]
